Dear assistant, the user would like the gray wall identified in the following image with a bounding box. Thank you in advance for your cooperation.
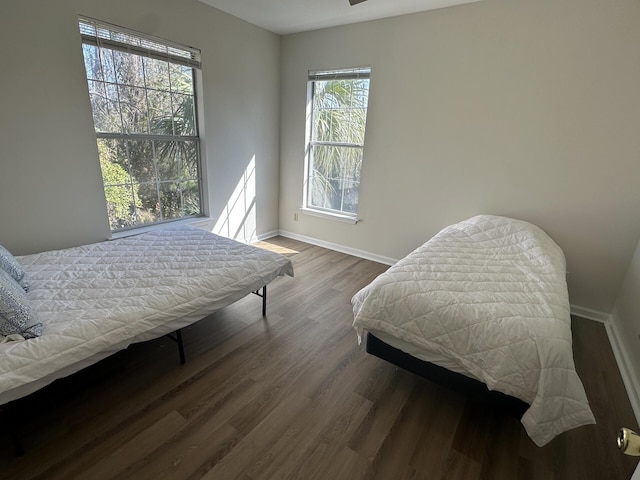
[3,0,640,316]
[0,0,280,254]
[279,0,640,313]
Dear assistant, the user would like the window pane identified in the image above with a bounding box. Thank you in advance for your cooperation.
[136,183,161,224]
[113,50,145,87]
[309,174,339,211]
[159,182,182,220]
[97,139,136,230]
[143,57,170,90]
[118,85,149,134]
[100,48,117,83]
[351,79,370,109]
[341,179,360,214]
[128,140,156,184]
[172,93,196,136]
[155,141,179,181]
[97,138,129,184]
[87,81,107,129]
[348,107,368,145]
[312,104,338,143]
[309,145,362,214]
[89,81,122,133]
[312,79,369,145]
[180,141,199,180]
[82,44,102,81]
[147,89,174,135]
[169,63,194,94]
[181,180,201,216]
[104,186,137,230]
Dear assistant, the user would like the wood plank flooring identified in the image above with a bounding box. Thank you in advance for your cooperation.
[0,236,638,479]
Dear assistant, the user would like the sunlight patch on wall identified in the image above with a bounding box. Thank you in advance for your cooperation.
[214,156,257,243]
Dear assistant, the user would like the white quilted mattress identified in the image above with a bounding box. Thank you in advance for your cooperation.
[352,215,595,446]
[0,225,293,404]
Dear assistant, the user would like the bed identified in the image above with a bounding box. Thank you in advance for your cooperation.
[0,225,293,406]
[351,215,595,447]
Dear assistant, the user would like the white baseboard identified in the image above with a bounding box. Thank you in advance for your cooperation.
[256,230,280,241]
[571,304,640,425]
[570,304,609,323]
[606,312,640,425]
[277,230,397,266]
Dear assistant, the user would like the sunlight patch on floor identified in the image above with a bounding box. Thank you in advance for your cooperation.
[252,241,299,256]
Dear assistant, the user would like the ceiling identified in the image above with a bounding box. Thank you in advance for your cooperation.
[198,0,481,36]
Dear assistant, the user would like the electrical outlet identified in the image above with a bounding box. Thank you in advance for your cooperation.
[293,212,299,222]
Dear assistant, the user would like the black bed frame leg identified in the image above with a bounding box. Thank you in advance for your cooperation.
[166,329,186,365]
[262,285,267,317]
[253,285,267,316]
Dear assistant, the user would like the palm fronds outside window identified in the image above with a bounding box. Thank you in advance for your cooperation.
[305,67,371,218]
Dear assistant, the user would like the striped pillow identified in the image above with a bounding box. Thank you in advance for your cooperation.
[0,269,41,340]
[0,245,29,292]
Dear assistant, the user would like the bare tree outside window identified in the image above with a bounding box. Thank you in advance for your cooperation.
[79,17,203,231]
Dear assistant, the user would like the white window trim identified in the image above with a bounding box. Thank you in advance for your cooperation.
[109,216,211,239]
[302,66,370,224]
[300,207,359,224]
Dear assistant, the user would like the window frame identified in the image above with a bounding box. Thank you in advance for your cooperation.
[79,16,205,233]
[303,66,371,223]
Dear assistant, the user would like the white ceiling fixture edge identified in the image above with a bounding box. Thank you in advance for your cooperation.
[198,0,482,36]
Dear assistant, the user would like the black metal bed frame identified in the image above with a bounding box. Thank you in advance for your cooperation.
[164,285,267,365]
[3,284,268,456]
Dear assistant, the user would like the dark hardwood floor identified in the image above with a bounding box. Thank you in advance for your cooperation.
[0,236,638,479]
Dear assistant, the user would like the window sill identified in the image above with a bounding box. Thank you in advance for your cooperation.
[109,217,210,240]
[300,208,359,224]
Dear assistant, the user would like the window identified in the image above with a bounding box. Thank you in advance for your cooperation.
[79,16,203,231]
[304,67,371,221]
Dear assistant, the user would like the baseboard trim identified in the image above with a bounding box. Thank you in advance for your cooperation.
[564,305,640,427]
[257,230,280,241]
[569,305,609,323]
[277,230,397,266]
[537,303,639,419]
[606,312,640,425]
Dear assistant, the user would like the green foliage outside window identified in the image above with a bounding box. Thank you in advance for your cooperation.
[81,37,202,231]
[98,141,142,228]
[308,75,370,215]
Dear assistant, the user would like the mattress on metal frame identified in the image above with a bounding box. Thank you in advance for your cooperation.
[0,225,294,405]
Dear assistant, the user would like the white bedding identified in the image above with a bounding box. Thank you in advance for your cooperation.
[352,215,595,447]
[0,225,293,405]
